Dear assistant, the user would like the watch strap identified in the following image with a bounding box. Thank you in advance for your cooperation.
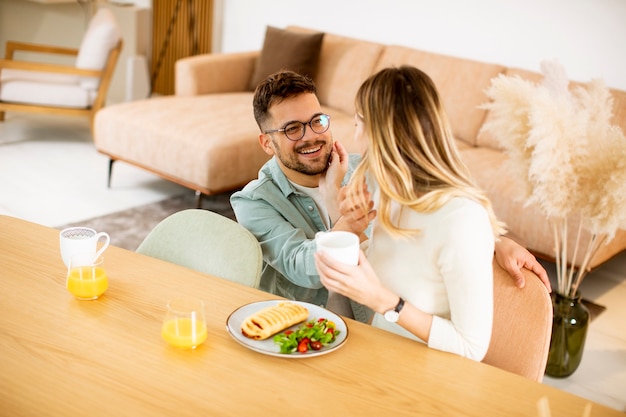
[394,297,405,315]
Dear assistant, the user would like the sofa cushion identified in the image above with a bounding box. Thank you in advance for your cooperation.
[248,26,324,91]
[375,46,505,146]
[76,8,121,90]
[315,33,384,116]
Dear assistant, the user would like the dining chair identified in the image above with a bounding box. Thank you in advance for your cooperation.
[136,209,263,288]
[0,8,123,130]
[482,259,553,382]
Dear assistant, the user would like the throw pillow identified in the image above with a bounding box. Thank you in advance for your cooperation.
[76,8,122,90]
[248,26,324,91]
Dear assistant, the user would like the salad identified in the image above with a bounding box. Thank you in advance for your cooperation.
[273,318,340,354]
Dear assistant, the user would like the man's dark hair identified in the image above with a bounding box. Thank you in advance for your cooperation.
[252,70,317,131]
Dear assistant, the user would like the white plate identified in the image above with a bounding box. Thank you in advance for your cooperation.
[226,300,348,358]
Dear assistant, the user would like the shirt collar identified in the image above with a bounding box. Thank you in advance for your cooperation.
[264,158,300,198]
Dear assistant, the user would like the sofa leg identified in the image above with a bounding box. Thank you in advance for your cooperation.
[195,190,203,208]
[107,159,116,188]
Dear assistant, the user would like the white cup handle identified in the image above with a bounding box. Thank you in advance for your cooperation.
[94,232,110,258]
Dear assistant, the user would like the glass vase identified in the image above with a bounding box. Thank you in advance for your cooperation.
[545,292,590,378]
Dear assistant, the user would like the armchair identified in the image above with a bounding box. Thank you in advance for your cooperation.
[0,8,122,130]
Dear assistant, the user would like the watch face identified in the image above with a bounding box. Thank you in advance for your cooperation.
[384,310,399,323]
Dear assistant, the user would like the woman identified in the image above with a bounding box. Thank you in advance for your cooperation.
[315,65,507,361]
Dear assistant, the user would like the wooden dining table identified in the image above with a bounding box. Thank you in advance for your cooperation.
[0,215,621,417]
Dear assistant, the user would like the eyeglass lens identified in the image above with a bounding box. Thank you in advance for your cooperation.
[284,114,330,141]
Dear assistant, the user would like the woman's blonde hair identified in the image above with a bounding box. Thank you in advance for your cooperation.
[348,65,506,237]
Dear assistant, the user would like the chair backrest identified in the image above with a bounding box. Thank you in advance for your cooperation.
[482,259,553,382]
[136,209,263,288]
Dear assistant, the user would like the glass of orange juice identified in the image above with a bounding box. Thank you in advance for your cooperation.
[161,297,208,349]
[66,253,108,300]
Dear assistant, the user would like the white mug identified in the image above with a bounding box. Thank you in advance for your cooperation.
[315,231,360,266]
[60,227,110,268]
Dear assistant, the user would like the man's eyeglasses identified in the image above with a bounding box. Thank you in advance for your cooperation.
[264,114,331,141]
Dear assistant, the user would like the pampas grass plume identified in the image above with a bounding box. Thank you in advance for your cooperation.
[481,60,626,297]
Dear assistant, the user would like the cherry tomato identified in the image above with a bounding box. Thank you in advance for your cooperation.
[284,330,293,335]
[310,340,323,351]
[297,340,309,353]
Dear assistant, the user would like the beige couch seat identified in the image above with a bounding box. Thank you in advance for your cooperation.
[96,93,261,195]
[94,26,626,269]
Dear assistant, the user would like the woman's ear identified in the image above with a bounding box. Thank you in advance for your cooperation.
[259,133,275,156]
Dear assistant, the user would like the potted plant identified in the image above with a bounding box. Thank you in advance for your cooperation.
[481,60,626,377]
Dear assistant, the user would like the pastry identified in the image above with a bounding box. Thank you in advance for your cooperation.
[241,302,309,340]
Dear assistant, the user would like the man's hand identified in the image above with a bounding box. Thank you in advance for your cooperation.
[494,236,551,291]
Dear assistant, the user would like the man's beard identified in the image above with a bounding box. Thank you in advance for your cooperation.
[274,139,332,176]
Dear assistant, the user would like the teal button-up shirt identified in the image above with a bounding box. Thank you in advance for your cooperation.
[230,155,361,306]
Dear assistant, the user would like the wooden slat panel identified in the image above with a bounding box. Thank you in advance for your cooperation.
[151,0,213,95]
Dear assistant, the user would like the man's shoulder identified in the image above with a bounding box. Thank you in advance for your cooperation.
[232,160,291,205]
[232,175,279,202]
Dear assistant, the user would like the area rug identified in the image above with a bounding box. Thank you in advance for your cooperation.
[57,190,237,252]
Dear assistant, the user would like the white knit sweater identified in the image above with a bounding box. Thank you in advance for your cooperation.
[369,196,495,361]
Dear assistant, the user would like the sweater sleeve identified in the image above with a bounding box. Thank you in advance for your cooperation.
[426,201,495,361]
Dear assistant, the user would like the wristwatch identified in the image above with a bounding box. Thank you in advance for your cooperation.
[383,297,405,323]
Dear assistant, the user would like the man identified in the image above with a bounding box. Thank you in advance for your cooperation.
[231,70,550,314]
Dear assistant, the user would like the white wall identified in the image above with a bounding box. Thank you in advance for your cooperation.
[219,0,626,91]
[0,0,88,57]
[3,0,624,91]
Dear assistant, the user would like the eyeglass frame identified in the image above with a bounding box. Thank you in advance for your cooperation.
[263,113,331,141]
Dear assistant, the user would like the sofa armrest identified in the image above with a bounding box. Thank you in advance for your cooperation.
[175,51,260,96]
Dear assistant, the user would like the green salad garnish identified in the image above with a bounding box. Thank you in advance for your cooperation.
[273,318,340,354]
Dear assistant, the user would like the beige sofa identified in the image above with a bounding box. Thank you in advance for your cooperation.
[94,26,626,269]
